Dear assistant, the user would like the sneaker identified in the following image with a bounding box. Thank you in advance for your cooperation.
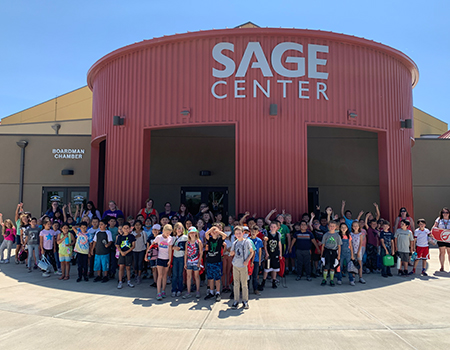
[127,280,135,288]
[56,270,62,276]
[382,274,388,278]
[4,259,9,264]
[336,280,342,285]
[161,291,166,298]
[84,276,89,282]
[232,301,239,309]
[43,272,51,277]
[295,275,301,281]
[117,281,123,289]
[306,277,312,282]
[398,270,403,276]
[33,265,38,270]
[156,293,162,301]
[101,276,109,283]
[422,270,428,276]
[176,291,181,297]
[408,270,415,275]
[359,277,366,284]
[387,272,393,277]
[136,276,141,285]
[440,267,445,272]
[76,277,82,282]
[182,293,192,299]
[365,268,371,274]
[204,292,215,300]
[402,270,408,276]
[195,291,201,299]
[0,260,4,264]
[167,277,171,284]
[350,281,356,286]
[215,293,221,302]
[242,301,249,309]
[330,280,335,287]
[150,282,157,288]
[93,276,102,282]
[28,268,32,273]
[272,281,277,289]
[254,290,261,296]
[15,260,19,264]
[171,292,176,297]
[321,279,327,286]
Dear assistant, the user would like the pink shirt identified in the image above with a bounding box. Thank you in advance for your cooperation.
[4,228,16,241]
[154,234,173,260]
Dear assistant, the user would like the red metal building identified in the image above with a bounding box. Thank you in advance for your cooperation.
[87,27,418,222]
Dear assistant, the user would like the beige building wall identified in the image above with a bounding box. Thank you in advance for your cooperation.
[308,127,380,218]
[1,86,92,125]
[0,135,91,223]
[149,126,235,215]
[0,119,91,135]
[412,138,450,226]
[413,107,448,138]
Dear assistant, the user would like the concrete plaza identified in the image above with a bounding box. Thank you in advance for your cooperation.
[0,248,449,349]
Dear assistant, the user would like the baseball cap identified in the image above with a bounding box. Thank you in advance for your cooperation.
[152,224,161,230]
[188,227,198,234]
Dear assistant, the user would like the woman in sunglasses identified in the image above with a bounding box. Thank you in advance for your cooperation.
[433,207,450,272]
[394,207,415,232]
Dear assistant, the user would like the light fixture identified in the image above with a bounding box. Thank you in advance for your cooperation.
[347,110,357,120]
[181,109,191,116]
[51,124,61,134]
[113,115,124,126]
[61,169,74,175]
[269,104,278,116]
[404,119,412,129]
[199,170,212,176]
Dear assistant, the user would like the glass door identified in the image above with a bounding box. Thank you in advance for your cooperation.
[42,187,89,217]
[181,187,228,218]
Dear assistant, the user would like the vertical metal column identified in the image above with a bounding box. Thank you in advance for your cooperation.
[16,140,28,203]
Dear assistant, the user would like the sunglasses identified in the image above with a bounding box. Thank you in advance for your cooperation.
[443,211,449,214]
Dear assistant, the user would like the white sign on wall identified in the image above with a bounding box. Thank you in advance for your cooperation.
[52,148,85,159]
[211,42,329,100]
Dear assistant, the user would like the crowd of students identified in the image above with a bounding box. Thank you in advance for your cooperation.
[1,198,449,310]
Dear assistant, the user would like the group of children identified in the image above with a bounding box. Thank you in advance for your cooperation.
[0,199,441,310]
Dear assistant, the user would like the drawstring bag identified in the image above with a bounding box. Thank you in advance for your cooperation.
[383,254,395,267]
[347,260,359,274]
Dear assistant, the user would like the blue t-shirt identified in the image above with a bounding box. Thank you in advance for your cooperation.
[294,231,314,250]
[250,237,264,262]
[344,217,355,230]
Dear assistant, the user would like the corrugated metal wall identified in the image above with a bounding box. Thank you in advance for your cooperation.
[88,28,417,222]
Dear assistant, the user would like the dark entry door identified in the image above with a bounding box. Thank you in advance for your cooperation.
[308,187,319,215]
[181,187,229,219]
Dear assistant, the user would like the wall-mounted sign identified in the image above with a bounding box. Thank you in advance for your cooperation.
[52,148,85,159]
[211,42,329,100]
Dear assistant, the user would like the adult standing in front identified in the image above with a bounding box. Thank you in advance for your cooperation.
[394,207,415,232]
[82,201,102,220]
[137,198,159,222]
[433,207,450,272]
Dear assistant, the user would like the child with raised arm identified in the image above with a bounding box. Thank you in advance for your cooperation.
[230,226,254,309]
[0,214,16,264]
[23,217,41,272]
[320,220,342,286]
[204,225,227,301]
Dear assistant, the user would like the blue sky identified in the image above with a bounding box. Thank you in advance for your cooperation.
[1,1,449,125]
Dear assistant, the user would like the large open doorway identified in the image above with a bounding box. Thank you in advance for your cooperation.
[307,126,380,216]
[149,125,235,217]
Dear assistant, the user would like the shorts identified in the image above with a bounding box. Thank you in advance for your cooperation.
[15,235,22,245]
[437,241,450,248]
[416,246,429,260]
[118,253,133,266]
[323,248,338,270]
[265,256,280,272]
[94,254,110,272]
[149,259,157,268]
[157,258,169,268]
[206,261,223,280]
[59,254,71,262]
[186,262,200,271]
[398,252,410,263]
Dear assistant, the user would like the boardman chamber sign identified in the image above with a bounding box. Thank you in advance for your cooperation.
[52,148,85,159]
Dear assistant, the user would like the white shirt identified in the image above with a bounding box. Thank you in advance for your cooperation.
[414,228,430,247]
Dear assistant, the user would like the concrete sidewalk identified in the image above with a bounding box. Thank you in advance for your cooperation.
[0,248,449,349]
